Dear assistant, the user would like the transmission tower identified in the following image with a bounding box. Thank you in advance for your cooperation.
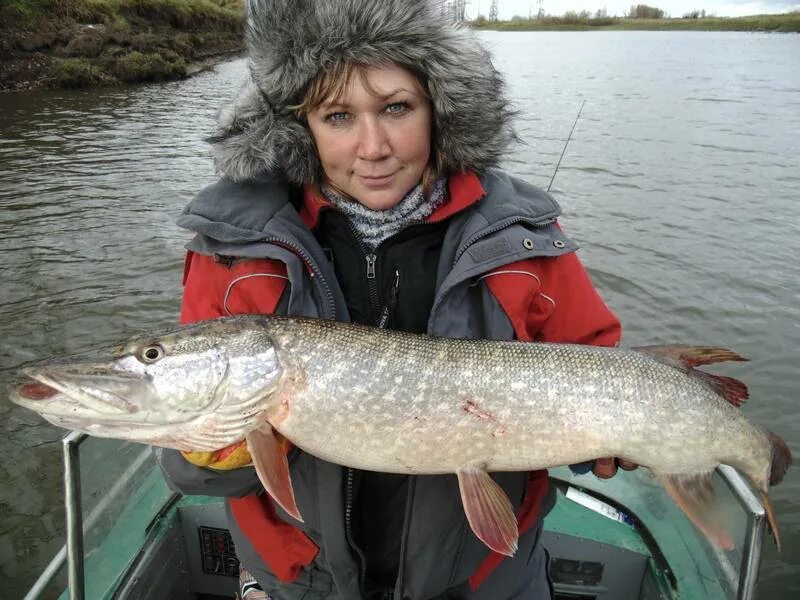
[489,0,498,21]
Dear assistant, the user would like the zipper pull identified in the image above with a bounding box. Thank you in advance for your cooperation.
[366,254,377,279]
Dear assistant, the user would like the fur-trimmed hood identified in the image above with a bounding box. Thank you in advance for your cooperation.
[209,0,516,185]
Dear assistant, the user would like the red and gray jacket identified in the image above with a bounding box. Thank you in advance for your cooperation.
[159,169,621,599]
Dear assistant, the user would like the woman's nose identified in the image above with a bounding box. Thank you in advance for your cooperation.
[357,118,391,160]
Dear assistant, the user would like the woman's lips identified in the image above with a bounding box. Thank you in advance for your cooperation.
[358,172,397,188]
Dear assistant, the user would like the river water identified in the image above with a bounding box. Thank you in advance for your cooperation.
[1,31,798,598]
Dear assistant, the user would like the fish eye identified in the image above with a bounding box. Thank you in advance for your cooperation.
[140,344,164,363]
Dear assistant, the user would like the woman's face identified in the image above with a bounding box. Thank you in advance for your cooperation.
[306,64,433,211]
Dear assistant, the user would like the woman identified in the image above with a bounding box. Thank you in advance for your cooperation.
[159,1,623,598]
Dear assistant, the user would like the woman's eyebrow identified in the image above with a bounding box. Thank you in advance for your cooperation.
[376,88,412,101]
[318,88,414,111]
[318,99,347,111]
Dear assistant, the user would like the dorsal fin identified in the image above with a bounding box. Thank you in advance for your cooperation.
[691,371,749,407]
[633,345,749,407]
[632,345,747,368]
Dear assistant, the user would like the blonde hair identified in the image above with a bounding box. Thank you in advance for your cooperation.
[293,61,444,194]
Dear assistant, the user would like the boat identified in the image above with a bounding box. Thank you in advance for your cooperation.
[23,432,767,599]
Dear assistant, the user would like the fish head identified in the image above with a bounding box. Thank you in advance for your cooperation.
[9,318,284,451]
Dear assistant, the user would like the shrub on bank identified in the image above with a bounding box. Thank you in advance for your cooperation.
[53,57,114,87]
[112,50,186,82]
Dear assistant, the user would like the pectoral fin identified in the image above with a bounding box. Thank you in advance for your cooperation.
[246,425,303,522]
[456,467,518,556]
[657,471,733,551]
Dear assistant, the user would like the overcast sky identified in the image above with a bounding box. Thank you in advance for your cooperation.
[469,0,800,18]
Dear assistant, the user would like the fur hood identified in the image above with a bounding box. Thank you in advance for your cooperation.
[210,0,516,184]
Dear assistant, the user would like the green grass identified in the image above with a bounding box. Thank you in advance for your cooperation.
[121,0,242,30]
[472,13,800,33]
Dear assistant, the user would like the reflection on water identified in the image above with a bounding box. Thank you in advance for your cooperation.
[1,32,799,597]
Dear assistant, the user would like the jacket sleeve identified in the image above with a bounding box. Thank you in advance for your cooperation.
[483,250,621,347]
[158,251,290,497]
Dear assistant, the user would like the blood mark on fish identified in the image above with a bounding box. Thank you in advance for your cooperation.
[462,400,507,437]
[19,383,57,400]
[462,399,494,420]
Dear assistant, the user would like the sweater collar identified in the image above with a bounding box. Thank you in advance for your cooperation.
[300,171,486,230]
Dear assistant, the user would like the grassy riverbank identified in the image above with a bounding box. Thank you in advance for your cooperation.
[0,0,245,91]
[472,12,800,32]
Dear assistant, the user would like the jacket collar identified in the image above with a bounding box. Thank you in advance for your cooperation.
[299,171,486,230]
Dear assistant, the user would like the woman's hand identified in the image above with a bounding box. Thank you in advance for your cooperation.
[592,457,639,479]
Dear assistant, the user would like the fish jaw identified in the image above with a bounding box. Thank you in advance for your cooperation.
[15,361,144,416]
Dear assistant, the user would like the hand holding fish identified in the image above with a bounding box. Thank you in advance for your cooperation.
[593,457,639,478]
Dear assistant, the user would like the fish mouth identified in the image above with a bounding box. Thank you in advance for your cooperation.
[12,364,141,418]
[10,368,247,452]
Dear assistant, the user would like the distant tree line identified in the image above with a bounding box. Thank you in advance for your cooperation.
[472,3,726,24]
[494,4,671,22]
[627,4,666,19]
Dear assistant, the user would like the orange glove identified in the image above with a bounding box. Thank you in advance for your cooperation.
[182,440,253,470]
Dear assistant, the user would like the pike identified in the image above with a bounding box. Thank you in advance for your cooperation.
[10,315,792,556]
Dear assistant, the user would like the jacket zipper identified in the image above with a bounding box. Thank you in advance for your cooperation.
[393,474,417,599]
[345,221,383,325]
[260,236,337,319]
[344,467,367,592]
[343,228,405,595]
[365,253,381,323]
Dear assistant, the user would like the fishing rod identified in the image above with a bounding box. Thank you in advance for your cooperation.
[547,99,586,193]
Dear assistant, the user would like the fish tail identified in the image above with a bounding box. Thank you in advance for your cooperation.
[760,430,792,551]
[744,430,790,551]
[759,491,782,552]
[767,430,792,487]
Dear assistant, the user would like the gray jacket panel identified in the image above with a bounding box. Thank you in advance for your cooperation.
[429,170,577,339]
[178,175,349,321]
